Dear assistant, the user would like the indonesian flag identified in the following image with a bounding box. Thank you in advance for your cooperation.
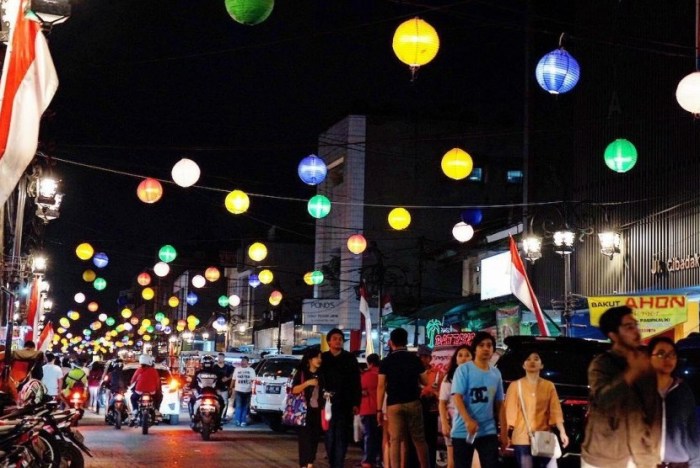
[24,277,39,341]
[0,0,59,205]
[509,235,550,336]
[36,321,53,352]
[359,285,374,355]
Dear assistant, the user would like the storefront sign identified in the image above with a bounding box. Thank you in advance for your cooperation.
[302,299,345,325]
[651,253,700,275]
[587,295,687,338]
[434,331,476,348]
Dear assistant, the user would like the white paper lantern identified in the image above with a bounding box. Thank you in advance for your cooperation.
[676,71,700,115]
[452,222,474,243]
[74,292,86,304]
[192,274,206,288]
[228,294,241,307]
[153,261,170,277]
[171,158,201,187]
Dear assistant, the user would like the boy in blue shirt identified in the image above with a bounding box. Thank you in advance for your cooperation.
[451,331,504,468]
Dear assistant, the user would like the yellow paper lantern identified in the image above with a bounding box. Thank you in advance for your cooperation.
[121,308,133,319]
[224,189,250,215]
[441,148,473,180]
[269,290,283,306]
[59,317,70,328]
[258,269,274,285]
[392,17,440,68]
[67,311,80,321]
[136,177,163,204]
[187,322,196,331]
[75,243,94,261]
[388,207,411,230]
[142,318,152,327]
[142,287,155,300]
[248,242,268,262]
[205,267,220,282]
[303,272,314,286]
[82,269,97,282]
[168,296,180,308]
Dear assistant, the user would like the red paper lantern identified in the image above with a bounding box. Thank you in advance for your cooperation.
[347,234,367,255]
[137,272,151,286]
[137,178,163,204]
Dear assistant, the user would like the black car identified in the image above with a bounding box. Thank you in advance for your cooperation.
[495,335,611,462]
[676,334,700,425]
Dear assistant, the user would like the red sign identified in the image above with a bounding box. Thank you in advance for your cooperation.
[434,332,476,348]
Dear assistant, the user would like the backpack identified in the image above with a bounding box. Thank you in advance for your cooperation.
[63,369,86,392]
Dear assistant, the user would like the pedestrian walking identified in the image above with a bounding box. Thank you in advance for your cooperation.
[377,327,430,468]
[41,352,63,398]
[360,353,382,468]
[451,331,504,468]
[418,345,443,468]
[581,305,661,468]
[215,353,234,421]
[232,356,256,427]
[292,347,325,468]
[438,345,472,468]
[502,352,569,468]
[320,328,362,468]
[647,336,700,468]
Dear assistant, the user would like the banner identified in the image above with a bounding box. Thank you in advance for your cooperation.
[587,295,687,339]
[495,305,520,347]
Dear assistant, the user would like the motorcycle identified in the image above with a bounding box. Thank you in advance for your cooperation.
[105,391,129,430]
[68,390,86,423]
[133,393,156,435]
[191,387,221,441]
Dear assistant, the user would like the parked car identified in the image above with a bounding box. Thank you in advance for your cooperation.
[121,362,183,425]
[250,354,301,431]
[676,333,700,425]
[495,335,611,464]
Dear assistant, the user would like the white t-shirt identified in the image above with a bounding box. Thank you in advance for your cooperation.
[42,364,63,396]
[232,366,256,393]
[439,379,455,419]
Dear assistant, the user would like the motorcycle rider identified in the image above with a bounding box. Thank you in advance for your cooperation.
[105,359,126,411]
[190,355,225,428]
[61,360,88,407]
[129,354,161,424]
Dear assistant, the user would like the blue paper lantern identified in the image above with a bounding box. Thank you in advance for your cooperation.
[186,292,198,306]
[298,155,327,186]
[249,274,261,288]
[460,208,483,226]
[535,48,580,94]
[92,252,109,268]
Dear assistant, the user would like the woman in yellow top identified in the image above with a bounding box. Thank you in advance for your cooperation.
[502,352,569,468]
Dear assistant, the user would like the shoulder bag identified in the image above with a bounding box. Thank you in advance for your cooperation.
[517,380,561,459]
[282,371,307,427]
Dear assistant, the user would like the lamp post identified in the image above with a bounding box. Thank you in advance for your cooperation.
[522,203,621,336]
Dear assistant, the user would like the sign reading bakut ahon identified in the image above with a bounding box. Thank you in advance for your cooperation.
[588,295,687,339]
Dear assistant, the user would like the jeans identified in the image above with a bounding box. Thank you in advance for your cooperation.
[325,408,352,468]
[513,445,555,468]
[453,434,499,468]
[387,400,429,468]
[218,389,229,421]
[234,391,251,425]
[361,415,381,465]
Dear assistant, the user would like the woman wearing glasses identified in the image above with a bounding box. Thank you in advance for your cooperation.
[648,336,700,468]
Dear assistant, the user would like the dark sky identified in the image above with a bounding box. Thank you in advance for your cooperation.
[35,0,530,325]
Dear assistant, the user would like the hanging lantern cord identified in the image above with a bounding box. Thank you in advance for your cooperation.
[410,65,419,83]
[695,0,699,70]
[558,32,566,49]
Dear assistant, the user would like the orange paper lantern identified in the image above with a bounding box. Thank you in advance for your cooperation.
[136,178,163,204]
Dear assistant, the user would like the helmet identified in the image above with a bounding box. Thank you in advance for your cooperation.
[18,379,46,407]
[70,360,82,369]
[201,355,214,369]
[139,354,152,366]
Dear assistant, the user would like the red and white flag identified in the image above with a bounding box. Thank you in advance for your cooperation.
[509,235,550,336]
[359,285,374,355]
[24,277,39,342]
[0,0,59,205]
[36,321,54,352]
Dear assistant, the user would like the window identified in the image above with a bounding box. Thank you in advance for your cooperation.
[506,170,523,184]
[468,167,483,182]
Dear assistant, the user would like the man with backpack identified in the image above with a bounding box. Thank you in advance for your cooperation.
[61,359,88,405]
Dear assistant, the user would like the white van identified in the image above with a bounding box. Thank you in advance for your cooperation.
[249,354,300,431]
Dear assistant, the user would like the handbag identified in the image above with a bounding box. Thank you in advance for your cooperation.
[282,372,307,427]
[517,380,561,459]
[321,391,332,431]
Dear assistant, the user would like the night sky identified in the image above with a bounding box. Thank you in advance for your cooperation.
[33,0,540,328]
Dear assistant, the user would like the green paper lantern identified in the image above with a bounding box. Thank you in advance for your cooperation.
[93,277,107,291]
[159,244,177,263]
[105,317,116,327]
[155,312,165,322]
[307,195,331,219]
[218,295,230,308]
[224,0,274,26]
[146,325,155,333]
[311,270,324,285]
[604,138,637,173]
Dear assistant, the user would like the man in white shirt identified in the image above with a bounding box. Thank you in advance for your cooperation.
[41,353,63,398]
[232,357,256,427]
